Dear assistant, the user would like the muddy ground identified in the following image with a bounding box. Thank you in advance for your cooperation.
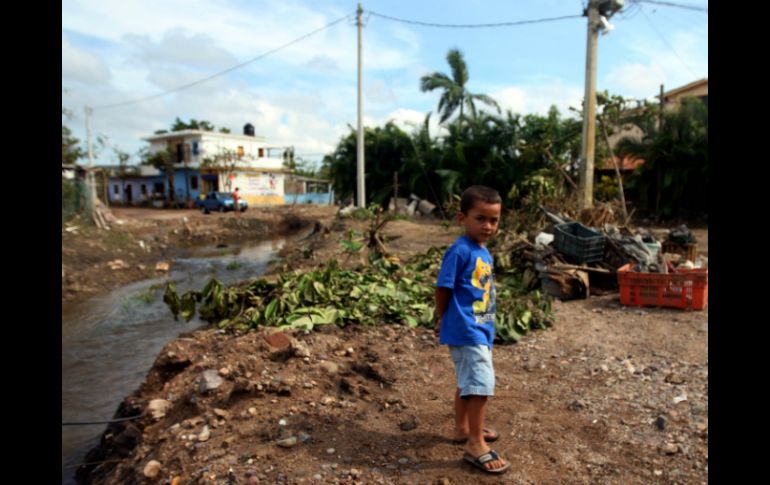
[61,206,333,303]
[68,209,708,485]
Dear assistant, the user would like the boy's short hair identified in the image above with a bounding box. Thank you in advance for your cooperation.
[460,185,502,214]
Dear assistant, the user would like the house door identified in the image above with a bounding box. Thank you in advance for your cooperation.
[125,185,133,203]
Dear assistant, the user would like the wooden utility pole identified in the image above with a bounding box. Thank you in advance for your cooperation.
[356,3,366,207]
[579,0,599,210]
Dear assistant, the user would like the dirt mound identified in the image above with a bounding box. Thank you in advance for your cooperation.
[77,297,708,485]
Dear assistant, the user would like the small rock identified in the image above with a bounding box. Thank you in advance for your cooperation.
[137,264,146,271]
[143,460,162,478]
[214,408,231,420]
[276,436,298,448]
[350,468,361,478]
[313,474,322,480]
[398,458,409,465]
[655,416,666,430]
[327,448,336,454]
[264,332,292,349]
[400,417,417,431]
[147,399,172,420]
[319,361,339,375]
[673,394,688,404]
[298,431,312,443]
[198,425,211,442]
[248,407,257,416]
[435,479,451,485]
[321,396,336,406]
[199,370,224,393]
[665,373,686,385]
[654,470,663,476]
[567,400,586,411]
[219,367,230,377]
[155,262,170,272]
[662,443,679,454]
[292,340,311,358]
[108,259,129,270]
[346,347,355,356]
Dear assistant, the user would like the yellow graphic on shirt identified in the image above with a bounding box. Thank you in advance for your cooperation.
[471,256,493,315]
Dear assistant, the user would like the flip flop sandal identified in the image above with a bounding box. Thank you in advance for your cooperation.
[463,449,511,474]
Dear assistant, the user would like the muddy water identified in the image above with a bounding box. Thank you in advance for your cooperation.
[61,237,288,484]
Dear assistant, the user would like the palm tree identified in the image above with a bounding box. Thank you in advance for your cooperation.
[420,48,500,125]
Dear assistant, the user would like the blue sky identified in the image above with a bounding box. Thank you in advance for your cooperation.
[62,0,708,168]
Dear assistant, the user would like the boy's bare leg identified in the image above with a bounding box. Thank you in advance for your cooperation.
[464,396,507,471]
[454,388,470,439]
[454,389,497,442]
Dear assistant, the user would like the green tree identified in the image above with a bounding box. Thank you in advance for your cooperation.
[420,48,500,125]
[62,125,85,165]
[62,107,85,165]
[615,97,708,218]
[113,147,132,203]
[322,122,414,205]
[201,148,246,194]
[140,146,177,204]
[169,117,217,132]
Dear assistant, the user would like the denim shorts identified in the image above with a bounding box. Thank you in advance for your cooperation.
[449,344,495,398]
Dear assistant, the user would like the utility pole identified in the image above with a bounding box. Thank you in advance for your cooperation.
[356,3,365,207]
[578,0,624,211]
[578,0,599,211]
[84,106,97,217]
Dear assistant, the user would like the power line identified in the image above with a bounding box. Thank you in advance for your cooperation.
[92,13,353,110]
[367,11,583,28]
[640,7,699,78]
[635,0,708,13]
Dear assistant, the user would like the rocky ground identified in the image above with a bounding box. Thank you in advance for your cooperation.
[69,209,708,485]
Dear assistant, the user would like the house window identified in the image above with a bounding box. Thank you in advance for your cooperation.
[191,176,199,190]
[154,182,165,195]
[237,146,244,157]
[114,185,119,194]
[258,148,265,158]
[141,184,147,195]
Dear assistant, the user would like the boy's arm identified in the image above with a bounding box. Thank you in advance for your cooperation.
[434,287,452,335]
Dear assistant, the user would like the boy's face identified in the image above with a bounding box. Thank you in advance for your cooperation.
[458,201,502,245]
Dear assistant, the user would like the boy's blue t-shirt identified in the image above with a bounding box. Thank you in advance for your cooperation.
[436,235,497,347]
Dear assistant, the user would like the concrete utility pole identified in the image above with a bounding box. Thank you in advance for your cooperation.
[578,1,600,211]
[84,106,97,215]
[578,0,624,211]
[356,3,365,207]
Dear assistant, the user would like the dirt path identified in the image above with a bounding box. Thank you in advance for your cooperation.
[74,216,708,485]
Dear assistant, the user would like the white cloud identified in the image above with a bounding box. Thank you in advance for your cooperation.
[604,63,668,99]
[62,36,111,85]
[603,28,707,98]
[490,81,584,117]
[123,29,238,69]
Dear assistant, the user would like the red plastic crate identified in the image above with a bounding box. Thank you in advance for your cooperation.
[617,263,708,310]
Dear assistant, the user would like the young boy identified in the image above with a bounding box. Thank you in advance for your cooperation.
[434,185,510,474]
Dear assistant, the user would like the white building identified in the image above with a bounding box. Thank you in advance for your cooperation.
[142,124,291,206]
